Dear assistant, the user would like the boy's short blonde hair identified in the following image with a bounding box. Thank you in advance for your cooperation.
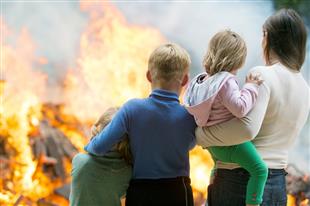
[93,107,132,165]
[203,30,247,76]
[148,43,191,82]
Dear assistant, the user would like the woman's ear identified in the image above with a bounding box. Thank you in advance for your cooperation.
[181,73,189,86]
[262,30,268,55]
[146,70,152,83]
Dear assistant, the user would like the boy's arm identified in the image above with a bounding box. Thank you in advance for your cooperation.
[84,104,130,156]
[219,78,259,118]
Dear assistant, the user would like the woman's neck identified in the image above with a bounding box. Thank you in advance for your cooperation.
[266,52,279,66]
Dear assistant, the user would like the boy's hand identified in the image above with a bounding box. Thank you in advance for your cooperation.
[90,125,100,138]
[246,73,264,85]
[89,108,116,140]
[89,114,105,140]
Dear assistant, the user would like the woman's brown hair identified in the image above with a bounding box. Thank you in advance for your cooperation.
[263,8,307,71]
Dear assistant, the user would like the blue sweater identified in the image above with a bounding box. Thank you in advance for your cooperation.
[85,89,197,179]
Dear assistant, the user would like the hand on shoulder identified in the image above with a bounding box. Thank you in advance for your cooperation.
[246,73,264,86]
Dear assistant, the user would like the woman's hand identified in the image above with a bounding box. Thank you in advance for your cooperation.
[246,73,264,85]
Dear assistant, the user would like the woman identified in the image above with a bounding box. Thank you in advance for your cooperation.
[196,8,309,206]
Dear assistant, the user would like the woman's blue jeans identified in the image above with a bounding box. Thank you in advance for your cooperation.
[206,168,287,206]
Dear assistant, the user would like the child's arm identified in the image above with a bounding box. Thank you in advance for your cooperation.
[219,74,262,118]
[84,104,130,156]
[196,82,270,147]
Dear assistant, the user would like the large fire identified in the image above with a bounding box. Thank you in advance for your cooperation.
[0,19,53,204]
[0,2,307,206]
[63,1,164,122]
[0,2,212,205]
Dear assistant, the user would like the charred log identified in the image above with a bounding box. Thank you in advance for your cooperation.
[30,120,79,181]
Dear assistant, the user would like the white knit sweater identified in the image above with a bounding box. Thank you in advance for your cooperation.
[196,63,310,169]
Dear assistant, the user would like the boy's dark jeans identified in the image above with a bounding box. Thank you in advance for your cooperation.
[126,176,194,206]
[207,168,287,206]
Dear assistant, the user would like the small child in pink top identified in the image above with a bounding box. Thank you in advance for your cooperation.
[185,71,260,127]
[184,30,267,206]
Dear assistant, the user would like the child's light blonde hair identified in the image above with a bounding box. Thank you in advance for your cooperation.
[148,43,191,82]
[92,107,132,165]
[203,30,247,76]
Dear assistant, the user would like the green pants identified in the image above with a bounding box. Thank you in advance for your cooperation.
[209,142,268,205]
[69,153,132,206]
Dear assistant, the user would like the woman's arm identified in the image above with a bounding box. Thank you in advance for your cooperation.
[196,82,270,147]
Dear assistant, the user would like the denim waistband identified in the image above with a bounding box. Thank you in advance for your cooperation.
[130,176,191,184]
[268,168,287,176]
[215,168,287,178]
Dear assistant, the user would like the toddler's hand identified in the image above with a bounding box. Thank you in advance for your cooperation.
[246,73,264,85]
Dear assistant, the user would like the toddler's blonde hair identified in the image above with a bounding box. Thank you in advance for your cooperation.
[203,30,247,76]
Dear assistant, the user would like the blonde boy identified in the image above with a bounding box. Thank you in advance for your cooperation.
[85,43,197,206]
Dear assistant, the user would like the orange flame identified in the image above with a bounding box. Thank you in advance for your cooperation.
[0,21,53,204]
[62,2,215,204]
[2,2,303,206]
[190,147,214,205]
[0,2,217,205]
[287,195,309,206]
[63,1,165,122]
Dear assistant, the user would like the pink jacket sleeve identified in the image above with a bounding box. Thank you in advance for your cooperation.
[219,78,259,118]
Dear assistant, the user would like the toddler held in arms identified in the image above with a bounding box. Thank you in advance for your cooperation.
[184,30,266,206]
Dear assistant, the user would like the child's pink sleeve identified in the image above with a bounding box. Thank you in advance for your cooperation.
[219,78,259,118]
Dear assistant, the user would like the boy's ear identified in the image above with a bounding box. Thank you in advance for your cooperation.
[146,70,152,83]
[181,73,189,86]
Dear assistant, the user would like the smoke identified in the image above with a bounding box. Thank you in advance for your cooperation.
[114,1,273,78]
[2,1,309,172]
[2,1,275,79]
[115,1,309,173]
[2,1,87,81]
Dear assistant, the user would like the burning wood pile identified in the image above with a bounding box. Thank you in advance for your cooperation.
[287,165,310,206]
[0,101,213,206]
[0,104,86,205]
[1,1,308,206]
[0,2,213,204]
[0,2,166,204]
